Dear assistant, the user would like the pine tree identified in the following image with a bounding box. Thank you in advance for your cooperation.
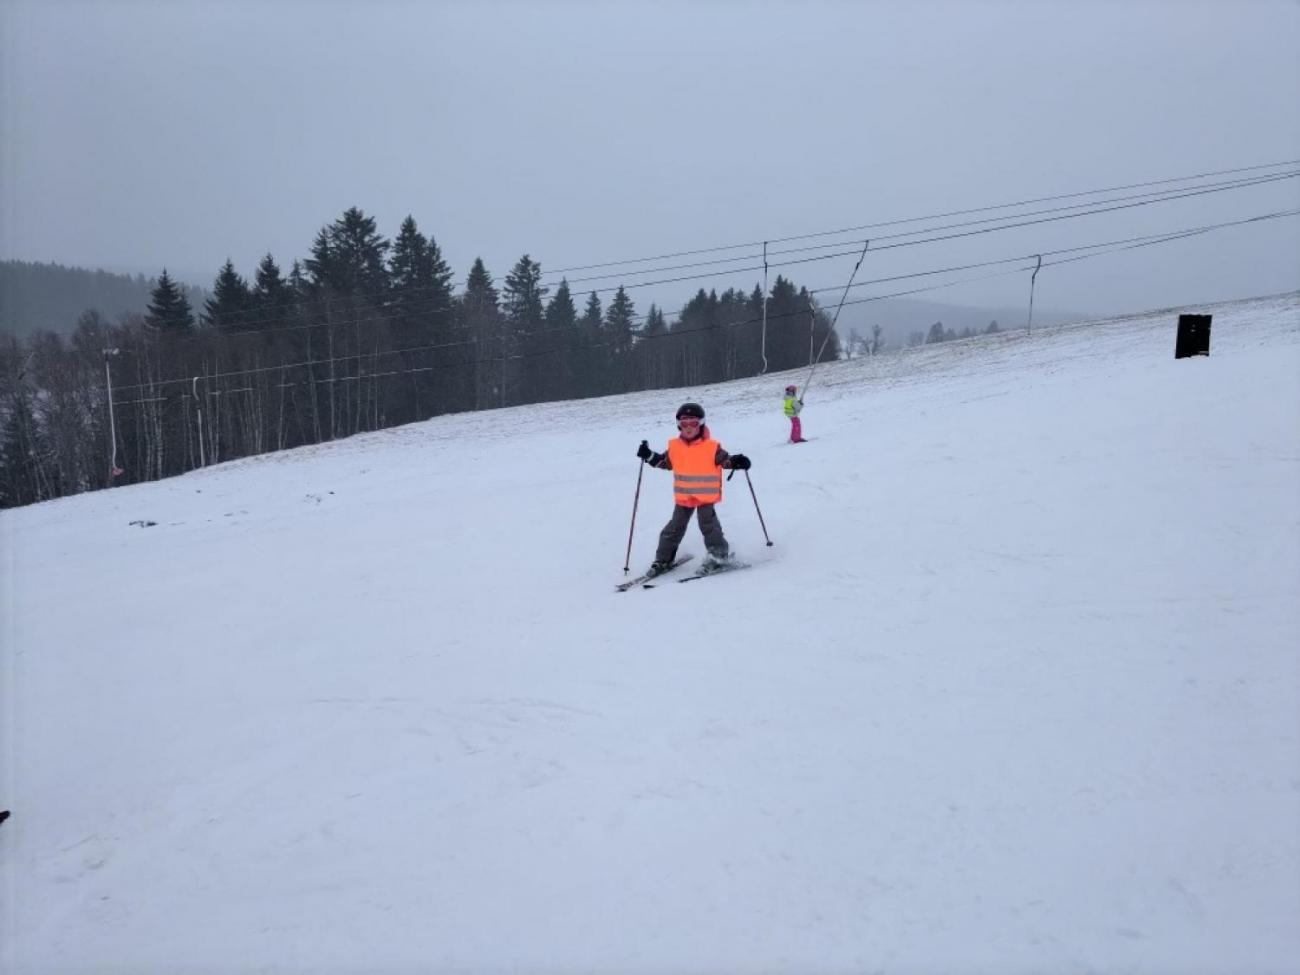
[288,259,308,294]
[301,209,391,439]
[676,288,723,384]
[389,215,456,331]
[145,269,195,332]
[604,286,636,356]
[603,286,636,391]
[253,253,287,303]
[764,276,803,368]
[305,207,391,296]
[580,291,602,332]
[501,255,548,405]
[543,279,579,401]
[636,303,671,389]
[205,259,251,331]
[546,279,578,330]
[388,217,431,295]
[464,258,499,312]
[502,254,547,343]
[576,291,604,396]
[461,258,501,410]
[251,253,293,321]
[643,303,667,337]
[387,216,456,418]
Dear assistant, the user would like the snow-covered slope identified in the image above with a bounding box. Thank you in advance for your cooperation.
[3,293,1298,973]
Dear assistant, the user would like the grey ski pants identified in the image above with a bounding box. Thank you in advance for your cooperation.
[656,504,729,562]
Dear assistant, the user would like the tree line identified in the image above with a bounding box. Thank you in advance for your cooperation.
[0,206,840,508]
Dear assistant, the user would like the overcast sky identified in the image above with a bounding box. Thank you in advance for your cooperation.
[2,0,1298,320]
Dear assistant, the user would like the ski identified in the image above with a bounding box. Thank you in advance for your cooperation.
[615,555,694,592]
[678,560,752,583]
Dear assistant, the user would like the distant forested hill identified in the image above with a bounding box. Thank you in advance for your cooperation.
[0,260,205,337]
[833,295,1086,351]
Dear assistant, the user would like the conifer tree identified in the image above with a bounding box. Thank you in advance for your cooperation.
[205,259,251,331]
[302,208,391,439]
[576,291,604,396]
[580,291,602,332]
[253,253,287,303]
[288,259,308,295]
[636,303,670,389]
[502,255,548,405]
[461,258,501,410]
[542,278,578,401]
[464,258,498,309]
[305,207,391,296]
[387,216,455,418]
[643,303,667,337]
[146,269,195,332]
[675,288,722,385]
[761,276,799,367]
[388,217,432,296]
[251,253,295,324]
[604,286,636,390]
[604,286,636,356]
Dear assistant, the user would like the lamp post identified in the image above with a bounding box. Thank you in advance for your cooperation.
[103,347,122,481]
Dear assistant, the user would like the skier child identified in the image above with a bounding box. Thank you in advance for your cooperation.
[636,402,751,576]
[783,384,807,443]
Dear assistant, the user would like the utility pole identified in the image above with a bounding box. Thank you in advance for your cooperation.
[1027,254,1043,332]
[103,348,122,483]
[192,376,206,468]
[760,241,769,375]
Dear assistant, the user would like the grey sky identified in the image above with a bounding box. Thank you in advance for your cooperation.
[3,0,1298,322]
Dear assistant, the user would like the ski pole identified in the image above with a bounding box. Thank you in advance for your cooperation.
[743,470,774,546]
[624,455,646,573]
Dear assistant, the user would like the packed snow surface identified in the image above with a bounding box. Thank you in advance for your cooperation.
[3,294,1298,973]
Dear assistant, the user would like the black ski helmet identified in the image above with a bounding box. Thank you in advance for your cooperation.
[675,402,705,421]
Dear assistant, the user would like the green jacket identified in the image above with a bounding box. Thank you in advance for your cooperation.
[783,394,802,418]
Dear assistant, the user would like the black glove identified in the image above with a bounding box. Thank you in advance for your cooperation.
[637,440,653,461]
[729,453,751,470]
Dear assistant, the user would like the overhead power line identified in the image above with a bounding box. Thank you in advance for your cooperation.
[104,206,1300,399]
[547,157,1300,274]
[551,171,1297,288]
[125,165,1300,338]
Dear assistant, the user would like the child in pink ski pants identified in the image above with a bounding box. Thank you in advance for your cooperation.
[783,385,806,442]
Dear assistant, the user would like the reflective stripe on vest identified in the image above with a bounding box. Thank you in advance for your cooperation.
[673,472,722,504]
[667,435,722,507]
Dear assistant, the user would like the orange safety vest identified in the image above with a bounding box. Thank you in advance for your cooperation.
[666,433,722,507]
